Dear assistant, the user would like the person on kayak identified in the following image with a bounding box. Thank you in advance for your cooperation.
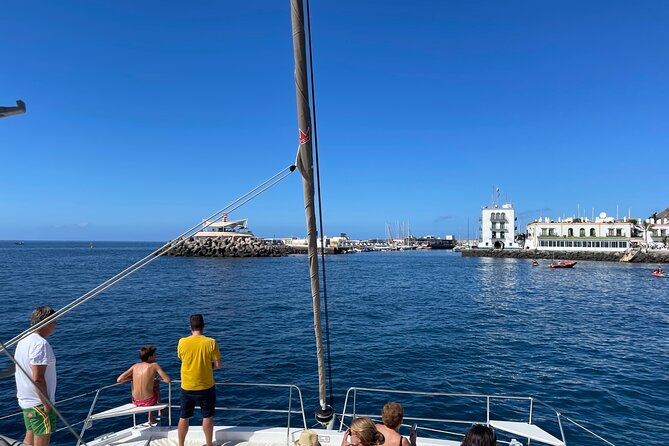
[655,265,664,275]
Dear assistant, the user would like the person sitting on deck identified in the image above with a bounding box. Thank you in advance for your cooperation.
[117,345,172,424]
[342,417,385,446]
[460,424,496,446]
[375,402,412,446]
[655,265,664,274]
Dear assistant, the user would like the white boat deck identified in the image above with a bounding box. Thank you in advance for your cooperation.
[86,426,462,446]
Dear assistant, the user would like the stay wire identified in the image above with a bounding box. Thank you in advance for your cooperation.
[305,0,334,410]
[1,164,296,352]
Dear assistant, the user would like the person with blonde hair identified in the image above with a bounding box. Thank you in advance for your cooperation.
[376,402,411,446]
[342,417,385,446]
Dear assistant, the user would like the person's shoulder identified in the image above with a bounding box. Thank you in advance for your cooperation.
[27,333,48,347]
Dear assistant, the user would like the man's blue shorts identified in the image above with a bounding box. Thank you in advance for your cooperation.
[180,386,216,419]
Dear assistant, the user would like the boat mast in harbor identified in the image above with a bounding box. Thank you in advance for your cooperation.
[291,0,334,424]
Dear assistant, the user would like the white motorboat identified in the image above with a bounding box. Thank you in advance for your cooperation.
[194,218,255,239]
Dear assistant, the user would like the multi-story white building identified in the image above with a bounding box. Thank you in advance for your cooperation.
[525,212,632,251]
[479,203,518,249]
[647,217,669,247]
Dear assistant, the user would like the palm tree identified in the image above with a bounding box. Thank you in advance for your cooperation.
[634,220,655,245]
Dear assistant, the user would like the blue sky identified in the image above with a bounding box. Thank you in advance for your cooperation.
[1,1,667,241]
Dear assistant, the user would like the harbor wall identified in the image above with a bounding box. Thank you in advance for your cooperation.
[161,237,338,257]
[461,248,669,263]
[163,237,290,257]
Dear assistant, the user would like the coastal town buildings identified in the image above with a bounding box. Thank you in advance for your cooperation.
[525,212,632,252]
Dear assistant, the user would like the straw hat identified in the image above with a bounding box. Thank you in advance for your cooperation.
[297,430,320,446]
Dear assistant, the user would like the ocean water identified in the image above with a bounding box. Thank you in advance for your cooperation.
[0,241,667,445]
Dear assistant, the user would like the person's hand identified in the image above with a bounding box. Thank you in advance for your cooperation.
[44,404,52,413]
[409,427,417,446]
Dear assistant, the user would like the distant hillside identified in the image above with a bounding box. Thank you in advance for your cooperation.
[653,206,669,221]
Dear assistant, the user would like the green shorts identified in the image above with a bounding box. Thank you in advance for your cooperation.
[23,405,56,436]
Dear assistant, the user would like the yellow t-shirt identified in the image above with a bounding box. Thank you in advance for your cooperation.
[177,335,221,391]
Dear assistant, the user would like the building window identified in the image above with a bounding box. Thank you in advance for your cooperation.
[549,229,556,236]
[590,228,596,237]
[580,228,586,237]
[500,231,505,239]
[621,241,627,248]
[492,231,496,239]
[568,228,574,237]
[492,222,496,229]
[616,229,623,236]
[501,212,506,221]
[608,229,615,236]
[541,228,547,236]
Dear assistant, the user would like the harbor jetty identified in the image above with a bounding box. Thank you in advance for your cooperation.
[164,236,290,257]
[461,248,669,263]
[162,236,337,257]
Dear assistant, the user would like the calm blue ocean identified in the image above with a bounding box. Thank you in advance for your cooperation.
[0,241,667,445]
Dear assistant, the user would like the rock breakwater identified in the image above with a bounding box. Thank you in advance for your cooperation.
[461,248,669,263]
[163,236,290,257]
[462,249,669,263]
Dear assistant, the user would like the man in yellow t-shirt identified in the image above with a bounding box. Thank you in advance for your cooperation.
[177,314,221,446]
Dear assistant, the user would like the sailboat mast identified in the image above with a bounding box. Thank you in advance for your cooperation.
[290,0,332,423]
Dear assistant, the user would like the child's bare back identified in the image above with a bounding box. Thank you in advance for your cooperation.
[117,345,171,423]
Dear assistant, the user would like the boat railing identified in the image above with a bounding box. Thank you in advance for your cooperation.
[337,387,615,446]
[0,380,307,444]
[166,380,309,432]
[0,382,126,439]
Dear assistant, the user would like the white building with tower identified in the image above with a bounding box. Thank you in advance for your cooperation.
[479,198,519,250]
